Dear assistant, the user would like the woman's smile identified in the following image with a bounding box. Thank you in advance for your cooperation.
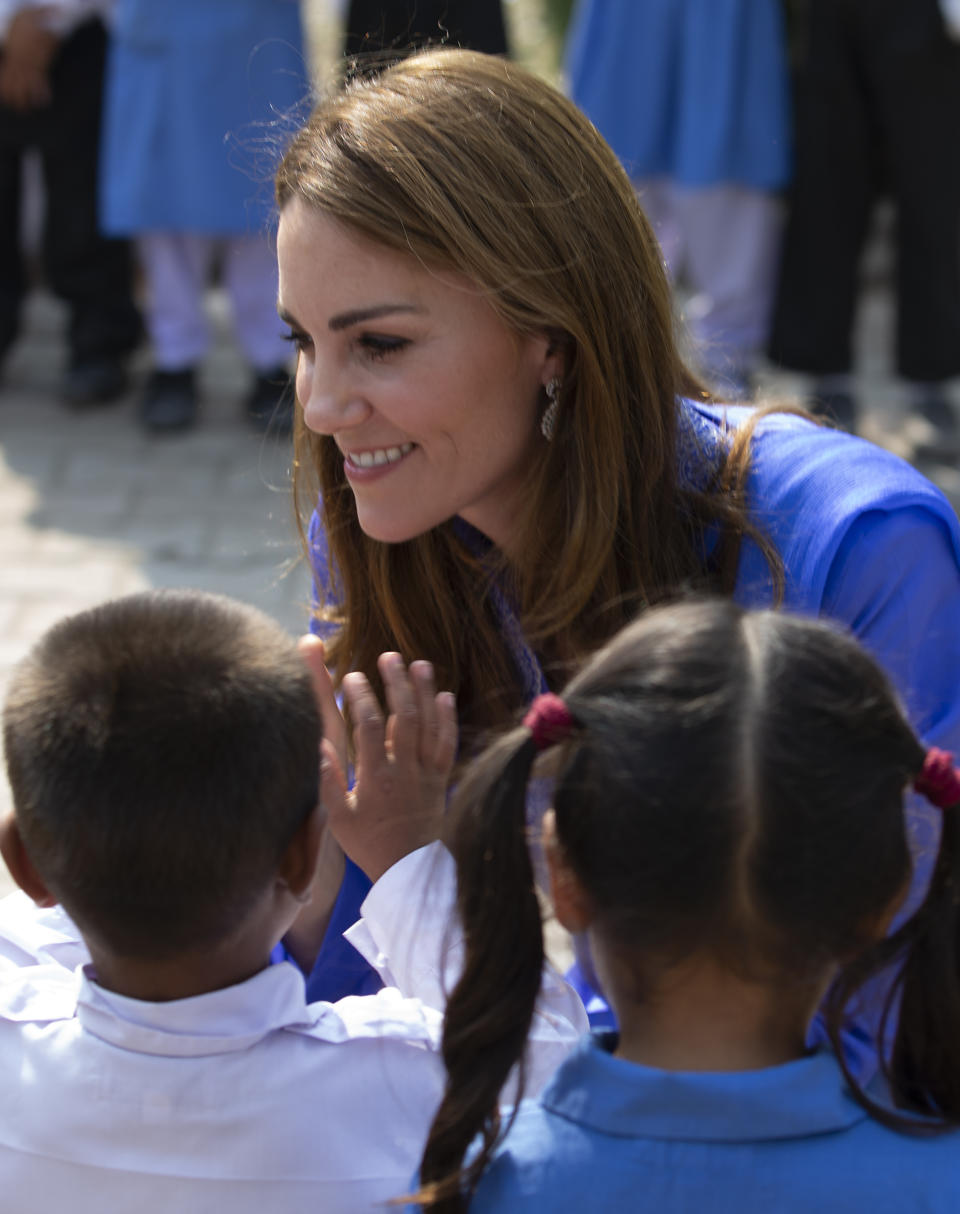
[276,198,559,549]
[341,442,416,480]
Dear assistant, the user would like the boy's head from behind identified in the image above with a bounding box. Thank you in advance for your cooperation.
[2,590,320,961]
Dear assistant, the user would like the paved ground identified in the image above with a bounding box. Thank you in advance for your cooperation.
[2,229,959,914]
[0,0,573,906]
[0,290,312,893]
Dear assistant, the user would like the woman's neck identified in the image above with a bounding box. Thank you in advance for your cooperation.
[598,948,822,1072]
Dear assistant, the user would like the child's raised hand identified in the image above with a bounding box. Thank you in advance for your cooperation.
[323,653,457,882]
[297,635,348,777]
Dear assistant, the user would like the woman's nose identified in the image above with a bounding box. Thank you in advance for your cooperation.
[298,360,371,435]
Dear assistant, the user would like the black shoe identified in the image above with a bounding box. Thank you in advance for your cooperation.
[62,356,129,406]
[140,367,198,433]
[246,365,294,436]
[813,388,857,433]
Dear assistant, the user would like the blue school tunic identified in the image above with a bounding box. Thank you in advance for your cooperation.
[305,401,960,1030]
[565,0,791,190]
[100,0,308,235]
[466,1034,960,1212]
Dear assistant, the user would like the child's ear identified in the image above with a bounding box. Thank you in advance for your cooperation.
[277,804,324,902]
[856,877,912,948]
[0,814,57,908]
[543,809,593,934]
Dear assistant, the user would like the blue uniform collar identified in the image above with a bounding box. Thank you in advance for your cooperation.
[540,1034,870,1142]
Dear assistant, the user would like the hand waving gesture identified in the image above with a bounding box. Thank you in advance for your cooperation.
[323,653,457,881]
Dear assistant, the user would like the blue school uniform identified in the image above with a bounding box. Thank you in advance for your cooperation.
[467,1034,960,1212]
[305,401,960,1039]
[100,0,307,235]
[565,0,791,189]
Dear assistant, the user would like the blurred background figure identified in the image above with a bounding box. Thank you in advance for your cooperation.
[342,0,508,59]
[768,0,960,437]
[0,0,140,405]
[565,0,791,400]
[99,0,308,434]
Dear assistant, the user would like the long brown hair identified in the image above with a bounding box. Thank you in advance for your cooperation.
[276,49,778,734]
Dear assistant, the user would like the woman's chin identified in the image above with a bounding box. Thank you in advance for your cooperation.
[355,512,436,545]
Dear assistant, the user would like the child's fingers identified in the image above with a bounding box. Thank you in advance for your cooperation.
[298,635,348,773]
[433,691,458,777]
[378,652,419,769]
[409,661,438,766]
[319,736,350,830]
[342,671,386,778]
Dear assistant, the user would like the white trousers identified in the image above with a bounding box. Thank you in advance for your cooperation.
[137,232,288,372]
[638,180,784,381]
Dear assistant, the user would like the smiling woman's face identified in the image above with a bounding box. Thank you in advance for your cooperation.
[276,198,556,550]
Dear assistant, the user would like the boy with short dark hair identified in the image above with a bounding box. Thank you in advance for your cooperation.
[0,589,584,1210]
[0,589,451,1211]
[3,590,321,975]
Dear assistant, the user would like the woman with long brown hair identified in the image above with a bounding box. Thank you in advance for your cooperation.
[273,48,960,1025]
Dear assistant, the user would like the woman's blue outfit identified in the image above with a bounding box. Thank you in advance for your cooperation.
[306,402,960,1058]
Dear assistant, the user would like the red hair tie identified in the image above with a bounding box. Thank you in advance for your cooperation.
[523,693,574,751]
[913,747,960,809]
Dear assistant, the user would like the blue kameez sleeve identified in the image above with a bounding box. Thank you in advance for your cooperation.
[804,504,960,1070]
[818,504,960,912]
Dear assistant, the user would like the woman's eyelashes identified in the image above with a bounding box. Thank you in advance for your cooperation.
[281,327,312,353]
[281,329,409,362]
[356,333,410,361]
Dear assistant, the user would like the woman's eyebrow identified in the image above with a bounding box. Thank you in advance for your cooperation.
[276,302,425,332]
[328,303,424,331]
[277,305,302,328]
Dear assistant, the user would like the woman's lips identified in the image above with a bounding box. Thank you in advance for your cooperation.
[342,441,415,482]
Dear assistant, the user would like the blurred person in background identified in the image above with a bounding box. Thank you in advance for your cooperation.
[0,0,140,404]
[566,0,791,400]
[99,0,308,434]
[342,0,508,60]
[768,0,960,436]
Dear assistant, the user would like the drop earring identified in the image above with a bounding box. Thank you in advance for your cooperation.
[541,377,561,441]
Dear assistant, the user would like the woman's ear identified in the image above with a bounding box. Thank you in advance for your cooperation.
[540,330,570,389]
[0,814,57,907]
[543,809,593,933]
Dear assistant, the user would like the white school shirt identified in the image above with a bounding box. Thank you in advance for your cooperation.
[0,843,588,1094]
[0,961,444,1212]
[0,844,586,1211]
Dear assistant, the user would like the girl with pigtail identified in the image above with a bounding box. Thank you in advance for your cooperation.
[411,600,960,1212]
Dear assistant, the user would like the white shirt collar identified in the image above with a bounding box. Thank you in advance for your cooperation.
[75,961,318,1057]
